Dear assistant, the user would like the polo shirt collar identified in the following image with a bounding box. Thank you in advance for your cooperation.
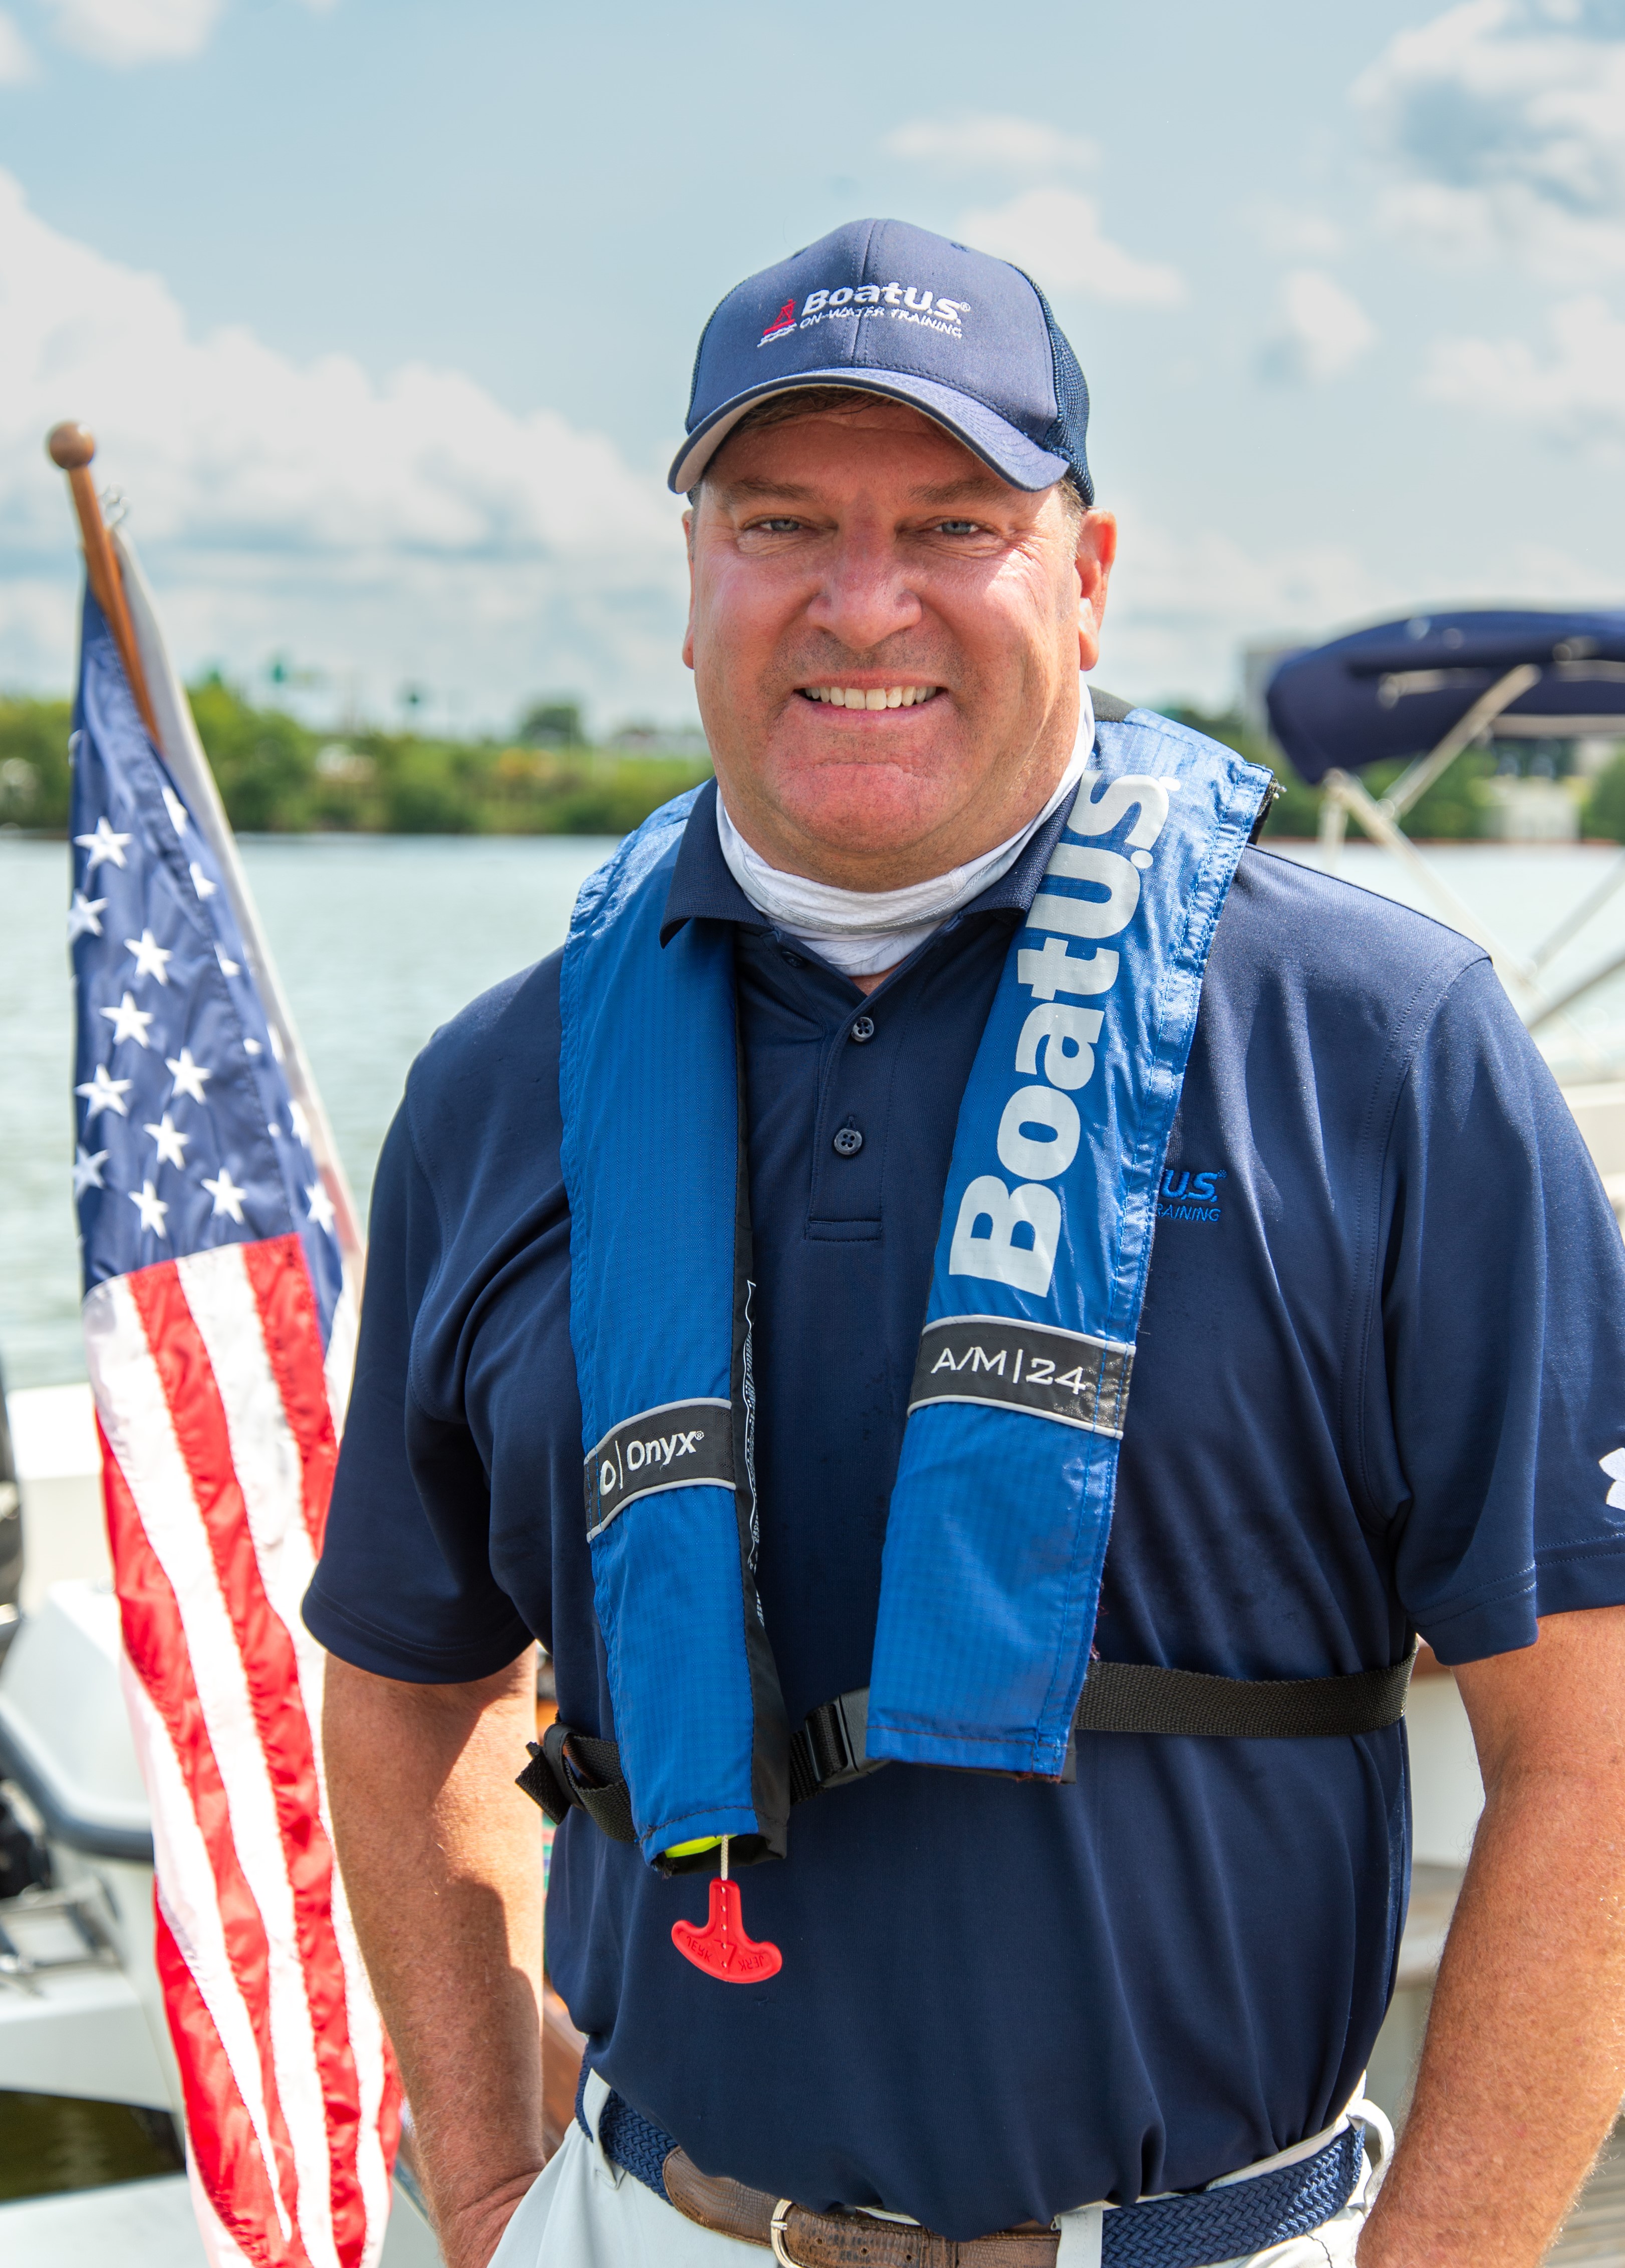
[660,774,1081,947]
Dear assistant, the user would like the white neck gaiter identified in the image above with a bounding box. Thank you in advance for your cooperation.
[716,687,1095,979]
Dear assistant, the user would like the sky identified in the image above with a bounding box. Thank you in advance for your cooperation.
[0,0,1622,735]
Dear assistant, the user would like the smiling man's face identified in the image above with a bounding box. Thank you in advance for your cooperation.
[683,396,1116,892]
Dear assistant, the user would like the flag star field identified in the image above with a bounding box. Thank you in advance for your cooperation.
[69,593,342,1337]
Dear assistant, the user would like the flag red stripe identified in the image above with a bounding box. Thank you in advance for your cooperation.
[155,1899,299,2268]
[103,1424,304,2244]
[130,1264,367,2268]
[243,1236,339,1556]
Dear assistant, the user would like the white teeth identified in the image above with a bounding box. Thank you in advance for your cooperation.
[804,685,938,708]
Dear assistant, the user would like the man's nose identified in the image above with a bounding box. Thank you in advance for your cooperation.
[805,528,923,653]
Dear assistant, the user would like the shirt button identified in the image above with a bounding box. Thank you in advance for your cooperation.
[832,1125,864,1158]
[850,1015,876,1044]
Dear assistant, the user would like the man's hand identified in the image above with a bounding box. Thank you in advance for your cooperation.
[323,1649,545,2268]
[1358,1606,1625,2267]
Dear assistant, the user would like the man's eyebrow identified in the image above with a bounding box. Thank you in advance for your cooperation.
[714,476,821,507]
[907,476,1012,507]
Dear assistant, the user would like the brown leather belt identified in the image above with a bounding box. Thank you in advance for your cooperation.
[663,2145,1059,2265]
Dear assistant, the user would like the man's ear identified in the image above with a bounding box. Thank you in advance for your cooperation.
[1074,509,1118,675]
[682,506,697,672]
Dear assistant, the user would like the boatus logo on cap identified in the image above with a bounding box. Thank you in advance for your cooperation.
[760,283,969,345]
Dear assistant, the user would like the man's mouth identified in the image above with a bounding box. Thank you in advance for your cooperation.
[797,684,943,711]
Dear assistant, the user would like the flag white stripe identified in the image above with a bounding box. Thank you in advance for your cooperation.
[179,1249,394,2251]
[177,1249,322,1718]
[88,1275,343,2268]
[324,1856,393,2261]
[121,1660,292,2246]
[324,1285,359,1443]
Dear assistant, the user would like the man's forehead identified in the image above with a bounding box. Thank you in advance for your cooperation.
[708,403,1025,509]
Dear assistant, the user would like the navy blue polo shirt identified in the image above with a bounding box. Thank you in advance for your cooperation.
[306,778,1625,2238]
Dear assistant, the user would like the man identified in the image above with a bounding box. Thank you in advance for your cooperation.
[305,219,1625,2268]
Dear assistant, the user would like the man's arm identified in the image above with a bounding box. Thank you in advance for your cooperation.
[324,1648,545,2268]
[1359,1605,1625,2268]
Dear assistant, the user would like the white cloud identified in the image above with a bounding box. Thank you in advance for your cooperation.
[1099,510,1387,707]
[1257,270,1377,386]
[37,0,225,66]
[1423,290,1625,448]
[1355,0,1625,278]
[958,187,1185,307]
[1099,499,1622,710]
[1250,204,1344,259]
[0,9,34,77]
[885,114,1098,176]
[0,170,691,727]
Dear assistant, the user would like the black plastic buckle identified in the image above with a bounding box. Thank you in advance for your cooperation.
[788,1688,886,1806]
[1248,776,1285,845]
[515,1723,577,1826]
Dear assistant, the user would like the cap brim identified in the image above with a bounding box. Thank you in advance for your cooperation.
[668,369,1070,495]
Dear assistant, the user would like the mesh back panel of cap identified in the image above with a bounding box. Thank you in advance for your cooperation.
[1032,281,1094,505]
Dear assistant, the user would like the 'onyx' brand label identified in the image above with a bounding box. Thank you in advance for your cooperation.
[760,282,970,345]
[585,1398,733,1538]
[907,1317,1133,1437]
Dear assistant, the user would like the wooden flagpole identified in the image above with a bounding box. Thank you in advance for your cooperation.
[46,422,160,740]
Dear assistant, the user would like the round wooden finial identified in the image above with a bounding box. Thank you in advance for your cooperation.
[47,421,96,470]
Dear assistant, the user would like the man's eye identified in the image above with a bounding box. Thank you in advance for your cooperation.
[933,519,983,536]
[747,517,805,535]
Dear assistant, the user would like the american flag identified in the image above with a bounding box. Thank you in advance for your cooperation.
[68,575,401,2268]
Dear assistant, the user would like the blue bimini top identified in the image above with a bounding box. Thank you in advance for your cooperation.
[306,776,1625,2239]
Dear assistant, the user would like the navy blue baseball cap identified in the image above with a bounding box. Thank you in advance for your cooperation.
[669,217,1093,504]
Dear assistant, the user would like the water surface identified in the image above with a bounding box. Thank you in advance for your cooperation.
[6,832,1625,1388]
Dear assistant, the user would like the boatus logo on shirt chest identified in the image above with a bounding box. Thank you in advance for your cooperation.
[1158,1165,1226,1224]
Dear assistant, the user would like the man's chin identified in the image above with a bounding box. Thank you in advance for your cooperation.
[758,768,972,875]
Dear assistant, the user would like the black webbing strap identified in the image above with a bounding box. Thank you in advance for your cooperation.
[517,1718,637,1841]
[517,1644,1417,1839]
[1068,1646,1416,1739]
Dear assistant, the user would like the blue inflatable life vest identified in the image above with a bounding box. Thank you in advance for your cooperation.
[559,713,1270,1867]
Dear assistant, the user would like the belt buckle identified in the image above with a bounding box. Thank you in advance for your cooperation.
[769,2197,801,2266]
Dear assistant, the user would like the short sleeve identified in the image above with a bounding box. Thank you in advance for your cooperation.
[302,1102,533,1682]
[1367,959,1625,1662]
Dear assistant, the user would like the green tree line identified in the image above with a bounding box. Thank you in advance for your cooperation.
[0,677,710,837]
[3,678,1624,840]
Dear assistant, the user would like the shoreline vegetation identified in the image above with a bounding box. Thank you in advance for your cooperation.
[3,678,1624,842]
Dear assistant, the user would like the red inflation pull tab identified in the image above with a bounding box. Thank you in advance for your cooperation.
[671,1838,782,1983]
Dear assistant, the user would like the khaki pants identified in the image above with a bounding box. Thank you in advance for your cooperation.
[490,2071,1386,2268]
